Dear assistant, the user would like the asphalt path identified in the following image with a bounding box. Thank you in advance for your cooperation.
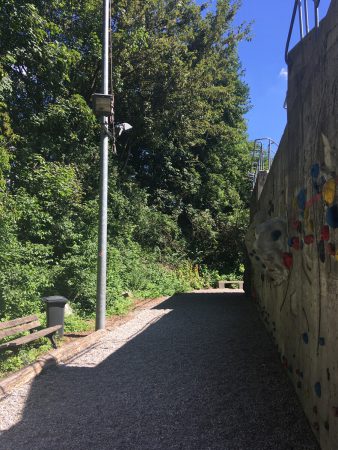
[0,291,319,449]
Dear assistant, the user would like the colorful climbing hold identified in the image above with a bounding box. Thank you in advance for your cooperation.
[304,209,315,234]
[282,252,293,270]
[327,205,338,228]
[311,163,320,179]
[291,237,300,250]
[320,225,330,241]
[302,332,309,344]
[314,382,321,398]
[297,189,307,210]
[271,230,281,241]
[322,178,336,205]
[304,235,315,245]
[318,337,325,346]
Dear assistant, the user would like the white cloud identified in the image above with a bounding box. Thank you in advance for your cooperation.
[279,67,288,79]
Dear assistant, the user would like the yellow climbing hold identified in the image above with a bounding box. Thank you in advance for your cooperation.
[322,178,336,205]
[304,208,314,233]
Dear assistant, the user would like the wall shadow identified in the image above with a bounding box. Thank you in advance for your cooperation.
[0,292,318,450]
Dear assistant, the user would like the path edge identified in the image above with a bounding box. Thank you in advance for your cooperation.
[0,329,107,400]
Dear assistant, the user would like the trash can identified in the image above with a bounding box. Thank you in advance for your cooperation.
[43,296,68,337]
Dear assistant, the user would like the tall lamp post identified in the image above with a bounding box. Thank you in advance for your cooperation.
[92,2,132,330]
[92,0,111,330]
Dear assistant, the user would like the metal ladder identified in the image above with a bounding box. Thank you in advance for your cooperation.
[250,138,279,190]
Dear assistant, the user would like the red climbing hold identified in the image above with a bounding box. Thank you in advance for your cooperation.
[282,252,293,270]
[321,225,330,241]
[304,235,315,245]
[291,237,300,250]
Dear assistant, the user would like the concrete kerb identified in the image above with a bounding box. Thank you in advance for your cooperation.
[0,329,107,400]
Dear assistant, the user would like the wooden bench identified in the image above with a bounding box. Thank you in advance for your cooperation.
[218,280,243,290]
[0,314,61,351]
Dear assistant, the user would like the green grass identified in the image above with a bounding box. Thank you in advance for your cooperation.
[0,339,52,378]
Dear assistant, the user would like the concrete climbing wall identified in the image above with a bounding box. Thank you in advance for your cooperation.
[246,1,338,448]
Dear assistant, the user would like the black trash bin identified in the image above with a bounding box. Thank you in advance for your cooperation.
[43,296,68,337]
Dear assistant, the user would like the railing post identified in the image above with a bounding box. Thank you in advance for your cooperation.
[298,0,304,39]
[304,0,310,33]
[314,0,320,28]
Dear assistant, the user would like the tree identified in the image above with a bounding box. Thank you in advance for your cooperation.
[0,0,251,319]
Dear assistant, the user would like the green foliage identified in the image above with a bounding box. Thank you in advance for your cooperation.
[0,340,52,378]
[64,314,92,333]
[0,0,252,331]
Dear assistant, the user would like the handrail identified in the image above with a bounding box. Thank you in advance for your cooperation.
[285,0,320,64]
[250,138,279,189]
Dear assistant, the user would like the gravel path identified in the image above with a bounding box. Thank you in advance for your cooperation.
[0,291,319,450]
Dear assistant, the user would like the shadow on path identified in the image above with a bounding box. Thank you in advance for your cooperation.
[0,292,319,450]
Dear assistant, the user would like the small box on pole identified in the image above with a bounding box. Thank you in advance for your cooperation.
[92,93,114,116]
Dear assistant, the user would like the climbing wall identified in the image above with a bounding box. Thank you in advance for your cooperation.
[246,1,338,448]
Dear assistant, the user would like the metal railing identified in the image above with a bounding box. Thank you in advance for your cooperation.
[285,0,320,63]
[249,138,279,189]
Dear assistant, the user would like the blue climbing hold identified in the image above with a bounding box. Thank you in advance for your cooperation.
[271,230,282,241]
[318,337,325,346]
[297,189,307,211]
[302,332,309,344]
[327,205,338,228]
[314,382,321,398]
[311,164,320,179]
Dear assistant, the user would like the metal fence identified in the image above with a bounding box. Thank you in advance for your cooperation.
[285,0,321,63]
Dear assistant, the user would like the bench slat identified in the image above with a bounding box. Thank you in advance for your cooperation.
[0,325,61,350]
[0,315,39,331]
[0,320,40,339]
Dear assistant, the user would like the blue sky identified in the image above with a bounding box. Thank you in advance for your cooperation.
[197,0,331,147]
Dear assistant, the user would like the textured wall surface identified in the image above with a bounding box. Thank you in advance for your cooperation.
[246,1,338,448]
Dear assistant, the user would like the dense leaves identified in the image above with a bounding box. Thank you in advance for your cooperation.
[0,0,251,319]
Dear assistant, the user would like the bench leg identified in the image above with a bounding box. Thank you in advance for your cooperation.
[48,334,58,349]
